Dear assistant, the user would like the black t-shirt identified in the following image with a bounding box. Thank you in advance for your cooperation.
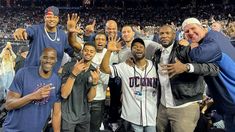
[61,59,95,124]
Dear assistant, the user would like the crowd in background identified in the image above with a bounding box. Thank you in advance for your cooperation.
[0,3,235,41]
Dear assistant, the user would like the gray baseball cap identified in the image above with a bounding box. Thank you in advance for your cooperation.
[44,6,59,16]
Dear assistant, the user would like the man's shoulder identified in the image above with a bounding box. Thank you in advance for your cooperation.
[27,24,43,29]
[51,71,61,81]
[63,59,77,68]
[206,30,224,40]
[15,66,39,80]
[18,66,37,73]
[113,62,131,70]
[57,27,67,35]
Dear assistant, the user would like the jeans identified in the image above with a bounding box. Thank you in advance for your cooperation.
[1,71,14,98]
[224,114,235,132]
[131,123,156,132]
[108,77,122,123]
[0,74,4,100]
[90,100,105,132]
[61,119,90,132]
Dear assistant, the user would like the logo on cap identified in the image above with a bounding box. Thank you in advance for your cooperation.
[46,8,54,16]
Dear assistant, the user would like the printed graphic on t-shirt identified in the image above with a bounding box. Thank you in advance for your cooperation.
[129,77,157,88]
[32,83,55,105]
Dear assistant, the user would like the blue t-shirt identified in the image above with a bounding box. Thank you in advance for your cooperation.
[24,24,73,72]
[3,67,61,132]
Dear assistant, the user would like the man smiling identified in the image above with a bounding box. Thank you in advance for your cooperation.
[182,17,235,132]
[13,6,82,72]
[3,48,61,132]
[61,43,100,132]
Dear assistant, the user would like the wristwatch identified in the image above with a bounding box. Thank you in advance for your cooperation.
[186,63,190,72]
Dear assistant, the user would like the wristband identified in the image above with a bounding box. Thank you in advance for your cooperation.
[92,83,98,86]
[69,72,77,79]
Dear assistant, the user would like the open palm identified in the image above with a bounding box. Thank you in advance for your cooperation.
[67,13,82,33]
[107,35,121,52]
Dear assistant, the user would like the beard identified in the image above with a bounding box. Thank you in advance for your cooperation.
[133,52,145,60]
[161,40,174,48]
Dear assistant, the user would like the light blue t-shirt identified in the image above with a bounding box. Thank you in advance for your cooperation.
[3,67,61,132]
[24,24,73,72]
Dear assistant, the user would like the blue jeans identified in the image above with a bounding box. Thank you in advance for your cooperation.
[2,71,14,98]
[224,114,235,132]
[131,123,156,132]
[0,76,4,100]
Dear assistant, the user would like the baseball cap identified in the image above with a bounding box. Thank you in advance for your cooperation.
[182,18,202,30]
[131,38,145,49]
[44,6,59,16]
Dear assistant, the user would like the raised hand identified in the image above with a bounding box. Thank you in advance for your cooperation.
[13,28,28,41]
[90,19,96,32]
[107,35,121,52]
[6,42,12,49]
[67,13,82,33]
[84,20,96,35]
[90,68,100,85]
[72,59,86,76]
[178,39,190,46]
[32,84,53,100]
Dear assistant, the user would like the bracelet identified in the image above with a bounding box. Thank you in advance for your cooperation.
[69,72,77,79]
[92,83,98,86]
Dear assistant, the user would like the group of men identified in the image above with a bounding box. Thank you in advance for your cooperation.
[1,5,235,132]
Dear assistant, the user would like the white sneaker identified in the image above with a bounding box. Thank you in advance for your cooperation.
[100,122,105,130]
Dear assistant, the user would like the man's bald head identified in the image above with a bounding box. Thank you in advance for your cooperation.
[42,47,57,56]
[105,20,118,37]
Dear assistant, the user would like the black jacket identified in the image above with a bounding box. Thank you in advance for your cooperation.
[152,42,219,106]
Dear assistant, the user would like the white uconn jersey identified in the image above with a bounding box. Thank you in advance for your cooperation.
[110,60,158,126]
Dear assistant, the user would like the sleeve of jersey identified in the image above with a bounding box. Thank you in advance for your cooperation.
[9,69,24,95]
[189,37,222,63]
